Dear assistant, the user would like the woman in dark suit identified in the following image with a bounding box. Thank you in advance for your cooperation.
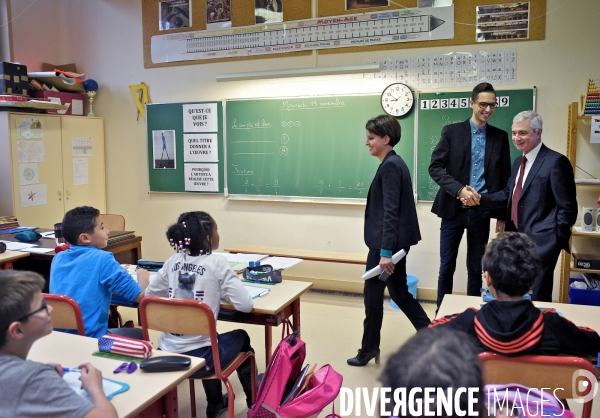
[347,115,431,367]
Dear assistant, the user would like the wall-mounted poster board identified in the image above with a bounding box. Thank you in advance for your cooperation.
[416,88,534,201]
[146,102,224,193]
[225,95,415,202]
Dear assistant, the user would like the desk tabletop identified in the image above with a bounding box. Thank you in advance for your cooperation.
[28,331,204,418]
[224,244,365,264]
[0,250,30,263]
[0,231,141,260]
[221,280,313,315]
[437,294,600,330]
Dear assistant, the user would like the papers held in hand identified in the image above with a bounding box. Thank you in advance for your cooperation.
[361,249,407,280]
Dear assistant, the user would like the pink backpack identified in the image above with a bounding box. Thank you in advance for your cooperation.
[248,325,343,418]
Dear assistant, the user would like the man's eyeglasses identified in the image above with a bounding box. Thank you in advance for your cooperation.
[16,299,49,322]
[475,101,497,109]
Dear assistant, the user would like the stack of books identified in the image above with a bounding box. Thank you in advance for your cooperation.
[0,216,19,231]
[107,231,135,244]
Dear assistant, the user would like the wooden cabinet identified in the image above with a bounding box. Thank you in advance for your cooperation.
[559,102,600,302]
[0,112,105,228]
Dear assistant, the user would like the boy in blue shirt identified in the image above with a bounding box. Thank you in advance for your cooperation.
[50,206,149,338]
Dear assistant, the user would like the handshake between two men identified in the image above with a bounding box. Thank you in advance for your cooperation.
[458,185,505,233]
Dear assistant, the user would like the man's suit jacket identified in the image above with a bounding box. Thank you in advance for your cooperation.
[505,144,577,255]
[429,119,511,220]
[364,150,421,251]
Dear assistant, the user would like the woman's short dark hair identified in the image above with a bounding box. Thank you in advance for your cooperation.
[380,327,483,418]
[481,232,540,296]
[365,114,401,147]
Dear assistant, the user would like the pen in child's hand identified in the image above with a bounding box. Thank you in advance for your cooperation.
[62,367,82,373]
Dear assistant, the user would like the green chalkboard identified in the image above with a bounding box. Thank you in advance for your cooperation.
[416,89,534,201]
[225,95,415,200]
[146,102,224,193]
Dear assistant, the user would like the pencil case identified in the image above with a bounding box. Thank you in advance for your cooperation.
[243,264,282,284]
[140,356,191,372]
[98,334,153,359]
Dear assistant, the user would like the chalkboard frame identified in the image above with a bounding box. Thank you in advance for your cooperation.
[224,93,417,204]
[146,101,224,194]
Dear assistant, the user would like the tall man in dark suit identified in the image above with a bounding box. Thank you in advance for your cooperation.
[429,83,511,308]
[504,111,577,301]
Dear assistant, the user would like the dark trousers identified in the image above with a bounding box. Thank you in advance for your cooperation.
[436,209,490,308]
[184,329,254,408]
[361,249,431,352]
[530,245,561,302]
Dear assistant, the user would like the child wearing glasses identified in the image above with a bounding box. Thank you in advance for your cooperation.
[145,211,255,418]
[0,270,117,418]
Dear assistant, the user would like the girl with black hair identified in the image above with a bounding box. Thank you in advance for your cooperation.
[145,211,255,418]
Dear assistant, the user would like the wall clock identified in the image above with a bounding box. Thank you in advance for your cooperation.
[381,83,414,117]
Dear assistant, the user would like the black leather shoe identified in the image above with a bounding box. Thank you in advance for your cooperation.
[207,394,229,418]
[347,349,380,367]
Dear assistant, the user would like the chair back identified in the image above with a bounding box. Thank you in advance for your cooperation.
[479,352,595,418]
[98,214,126,231]
[43,293,86,336]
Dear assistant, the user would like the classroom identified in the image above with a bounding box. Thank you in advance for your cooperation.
[2,0,600,417]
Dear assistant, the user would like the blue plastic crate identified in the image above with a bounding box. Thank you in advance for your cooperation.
[568,278,600,306]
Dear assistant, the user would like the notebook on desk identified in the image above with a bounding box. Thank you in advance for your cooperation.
[63,370,129,400]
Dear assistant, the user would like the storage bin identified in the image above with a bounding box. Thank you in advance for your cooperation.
[568,278,600,306]
[390,275,418,310]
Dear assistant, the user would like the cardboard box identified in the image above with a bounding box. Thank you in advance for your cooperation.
[0,62,28,96]
[30,90,84,115]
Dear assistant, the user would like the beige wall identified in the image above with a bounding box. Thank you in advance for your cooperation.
[10,0,600,300]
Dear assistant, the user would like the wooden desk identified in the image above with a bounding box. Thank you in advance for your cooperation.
[0,250,30,269]
[28,331,204,418]
[220,280,313,364]
[437,294,600,329]
[224,244,365,265]
[0,231,142,289]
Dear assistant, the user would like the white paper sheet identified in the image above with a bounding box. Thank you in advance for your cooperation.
[1,241,39,251]
[18,163,39,185]
[182,103,218,132]
[73,158,89,185]
[16,140,44,163]
[20,184,48,208]
[72,137,93,156]
[183,133,218,162]
[262,257,303,270]
[591,116,600,144]
[184,163,219,192]
[26,247,55,254]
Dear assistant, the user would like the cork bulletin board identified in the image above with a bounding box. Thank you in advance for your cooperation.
[317,0,546,55]
[142,0,546,68]
[142,0,312,68]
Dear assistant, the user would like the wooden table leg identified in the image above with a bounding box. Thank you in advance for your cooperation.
[291,298,300,334]
[265,325,272,365]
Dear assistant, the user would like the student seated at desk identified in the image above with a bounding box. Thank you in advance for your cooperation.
[430,232,600,357]
[145,211,255,418]
[50,206,149,338]
[0,270,117,418]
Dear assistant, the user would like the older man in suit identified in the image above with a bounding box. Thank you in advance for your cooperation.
[429,83,511,308]
[466,111,578,301]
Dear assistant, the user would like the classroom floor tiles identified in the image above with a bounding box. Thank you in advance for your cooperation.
[119,292,594,418]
